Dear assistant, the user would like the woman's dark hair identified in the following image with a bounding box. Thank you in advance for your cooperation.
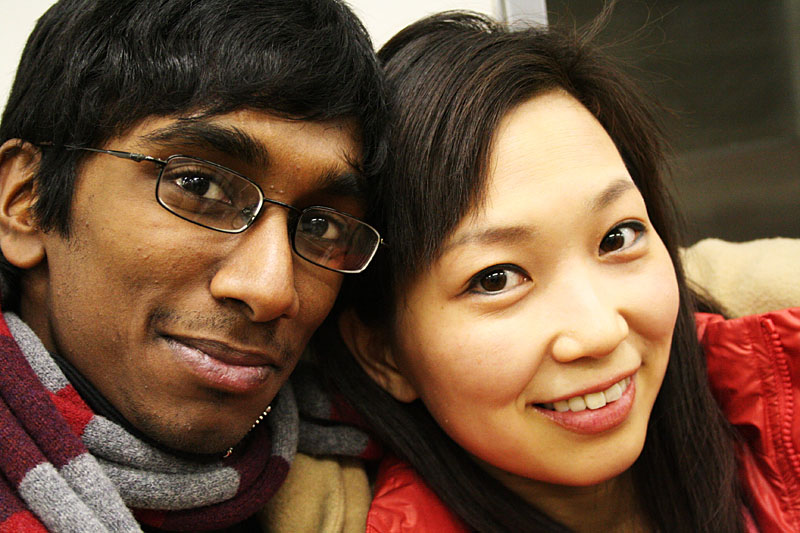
[0,0,387,306]
[316,10,745,532]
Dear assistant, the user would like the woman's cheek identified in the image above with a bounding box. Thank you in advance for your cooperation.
[401,315,543,405]
[634,251,680,341]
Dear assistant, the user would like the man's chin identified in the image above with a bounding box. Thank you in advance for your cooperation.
[156,428,250,456]
[132,413,254,456]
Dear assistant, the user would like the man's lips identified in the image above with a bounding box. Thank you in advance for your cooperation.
[163,335,279,393]
[167,335,280,368]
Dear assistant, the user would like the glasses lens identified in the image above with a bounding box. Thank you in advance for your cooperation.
[293,208,380,273]
[156,157,261,232]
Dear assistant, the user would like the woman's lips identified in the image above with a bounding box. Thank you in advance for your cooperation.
[531,376,636,435]
[164,336,274,393]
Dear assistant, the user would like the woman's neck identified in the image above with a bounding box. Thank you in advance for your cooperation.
[483,464,651,532]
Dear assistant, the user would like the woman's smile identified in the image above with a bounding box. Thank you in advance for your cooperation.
[531,375,635,434]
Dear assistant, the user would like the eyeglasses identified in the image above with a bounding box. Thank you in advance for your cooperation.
[58,145,383,273]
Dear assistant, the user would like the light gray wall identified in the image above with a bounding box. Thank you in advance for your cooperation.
[0,1,58,114]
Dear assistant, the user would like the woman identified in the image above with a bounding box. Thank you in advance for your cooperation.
[315,11,799,532]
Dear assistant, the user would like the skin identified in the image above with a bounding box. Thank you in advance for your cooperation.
[372,92,679,530]
[1,109,362,454]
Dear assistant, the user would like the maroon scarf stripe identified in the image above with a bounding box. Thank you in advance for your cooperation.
[152,457,290,531]
[0,397,51,486]
[227,423,273,491]
[0,458,49,531]
[132,508,166,528]
[0,469,29,522]
[330,393,383,460]
[0,337,86,469]
[138,424,285,531]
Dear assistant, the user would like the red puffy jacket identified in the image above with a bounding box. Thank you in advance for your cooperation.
[367,308,800,532]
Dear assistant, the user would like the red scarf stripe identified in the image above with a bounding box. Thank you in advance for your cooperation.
[0,337,86,470]
[0,510,48,533]
[49,386,94,437]
[0,317,12,339]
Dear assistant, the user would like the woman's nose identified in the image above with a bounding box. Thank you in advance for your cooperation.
[547,270,629,363]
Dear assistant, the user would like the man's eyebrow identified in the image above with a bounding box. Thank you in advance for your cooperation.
[141,120,270,168]
[442,225,539,254]
[587,178,637,214]
[312,167,367,200]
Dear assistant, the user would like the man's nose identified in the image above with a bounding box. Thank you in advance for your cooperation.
[209,212,300,322]
[547,269,629,363]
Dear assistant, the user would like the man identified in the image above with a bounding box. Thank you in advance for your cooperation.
[0,0,385,530]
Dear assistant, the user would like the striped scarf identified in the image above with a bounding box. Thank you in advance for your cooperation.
[0,312,297,532]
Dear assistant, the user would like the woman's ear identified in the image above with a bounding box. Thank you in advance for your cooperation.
[0,140,46,269]
[338,308,419,403]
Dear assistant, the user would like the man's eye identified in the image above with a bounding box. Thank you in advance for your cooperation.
[298,209,351,243]
[468,265,529,295]
[176,174,229,203]
[300,215,341,241]
[599,221,645,255]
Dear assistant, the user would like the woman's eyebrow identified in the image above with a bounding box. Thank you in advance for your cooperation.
[443,178,637,254]
[587,178,637,214]
[443,225,539,254]
[141,120,271,168]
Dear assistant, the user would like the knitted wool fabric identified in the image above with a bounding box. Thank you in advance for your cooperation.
[0,312,296,532]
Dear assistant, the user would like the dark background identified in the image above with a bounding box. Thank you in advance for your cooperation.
[546,0,800,244]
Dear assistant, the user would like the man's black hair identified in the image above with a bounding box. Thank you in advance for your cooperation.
[0,0,387,306]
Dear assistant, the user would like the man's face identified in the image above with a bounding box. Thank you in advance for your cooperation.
[22,109,361,453]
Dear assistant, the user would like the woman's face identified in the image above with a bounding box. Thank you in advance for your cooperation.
[388,91,679,488]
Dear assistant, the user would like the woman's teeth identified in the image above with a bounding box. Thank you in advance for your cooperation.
[539,376,631,412]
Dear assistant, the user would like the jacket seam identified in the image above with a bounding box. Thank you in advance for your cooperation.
[759,317,800,529]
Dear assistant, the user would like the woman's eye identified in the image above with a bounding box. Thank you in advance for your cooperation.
[599,221,645,255]
[468,265,529,295]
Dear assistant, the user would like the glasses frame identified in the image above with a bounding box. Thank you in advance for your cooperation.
[56,145,383,274]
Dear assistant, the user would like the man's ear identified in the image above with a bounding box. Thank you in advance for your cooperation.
[338,308,419,403]
[0,140,45,269]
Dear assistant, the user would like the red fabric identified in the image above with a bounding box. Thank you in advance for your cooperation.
[366,455,468,533]
[698,307,800,533]
[368,308,800,532]
[50,386,93,437]
[0,511,48,533]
